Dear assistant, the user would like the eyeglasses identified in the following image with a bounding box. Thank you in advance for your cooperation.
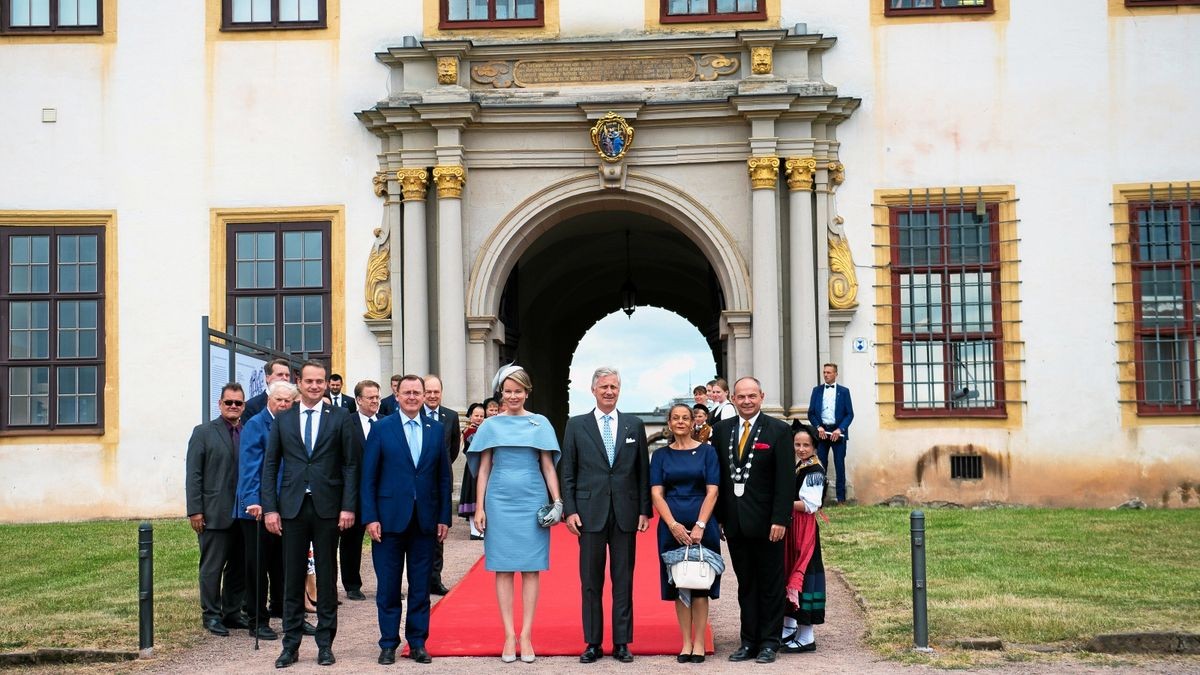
[222,399,245,407]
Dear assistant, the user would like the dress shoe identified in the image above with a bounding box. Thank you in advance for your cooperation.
[755,647,778,663]
[409,646,432,664]
[728,645,755,662]
[378,647,396,665]
[203,618,229,636]
[613,644,633,663]
[222,612,250,629]
[430,582,450,596]
[317,647,335,666]
[302,620,317,636]
[676,654,690,663]
[345,589,367,601]
[690,654,706,663]
[250,624,279,640]
[470,534,484,540]
[274,648,298,669]
[579,644,603,663]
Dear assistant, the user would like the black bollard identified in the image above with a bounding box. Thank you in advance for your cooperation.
[910,510,932,651]
[138,521,154,657]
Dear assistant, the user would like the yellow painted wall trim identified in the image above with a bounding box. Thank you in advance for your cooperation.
[209,206,346,374]
[1112,181,1200,428]
[872,185,1023,431]
[643,0,780,32]
[424,0,560,39]
[0,210,119,447]
[870,0,1009,26]
[206,0,340,42]
[0,0,116,44]
[1109,0,1200,17]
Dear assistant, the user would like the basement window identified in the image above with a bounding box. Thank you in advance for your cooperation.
[950,454,983,480]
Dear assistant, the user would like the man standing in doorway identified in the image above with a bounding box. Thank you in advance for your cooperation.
[713,377,794,664]
[421,374,460,596]
[807,363,854,504]
[560,367,651,664]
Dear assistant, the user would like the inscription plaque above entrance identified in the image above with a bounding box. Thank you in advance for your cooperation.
[470,53,739,88]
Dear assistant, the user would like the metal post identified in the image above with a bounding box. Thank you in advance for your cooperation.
[910,510,932,652]
[201,316,211,423]
[138,521,154,657]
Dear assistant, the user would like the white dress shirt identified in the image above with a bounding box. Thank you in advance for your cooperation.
[821,384,837,425]
[298,401,323,449]
[358,412,377,439]
[593,407,619,438]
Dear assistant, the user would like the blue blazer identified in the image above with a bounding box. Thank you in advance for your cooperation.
[234,407,280,520]
[807,384,855,439]
[360,413,452,535]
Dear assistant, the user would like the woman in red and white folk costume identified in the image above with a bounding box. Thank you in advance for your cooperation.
[782,424,826,652]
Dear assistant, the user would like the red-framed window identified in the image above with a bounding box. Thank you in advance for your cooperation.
[0,227,105,432]
[1,0,102,34]
[1129,200,1200,415]
[661,0,765,23]
[226,221,332,360]
[888,200,1006,417]
[439,0,543,29]
[884,0,994,17]
[222,0,326,31]
[1125,0,1200,7]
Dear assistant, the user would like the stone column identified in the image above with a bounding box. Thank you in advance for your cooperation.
[397,168,429,376]
[747,156,784,414]
[814,164,833,366]
[723,310,753,384]
[786,157,819,415]
[433,164,468,412]
[466,315,497,404]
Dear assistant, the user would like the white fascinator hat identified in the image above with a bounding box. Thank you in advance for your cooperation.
[491,363,525,394]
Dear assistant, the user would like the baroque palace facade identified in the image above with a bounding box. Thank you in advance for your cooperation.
[1,0,1198,520]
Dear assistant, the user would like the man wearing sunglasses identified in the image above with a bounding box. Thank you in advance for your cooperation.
[186,382,249,637]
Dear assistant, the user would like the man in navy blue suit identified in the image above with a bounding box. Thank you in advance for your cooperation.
[807,363,855,504]
[361,374,452,665]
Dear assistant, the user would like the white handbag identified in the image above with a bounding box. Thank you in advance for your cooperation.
[670,545,716,590]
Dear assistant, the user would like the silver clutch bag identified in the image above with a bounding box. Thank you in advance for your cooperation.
[536,500,563,528]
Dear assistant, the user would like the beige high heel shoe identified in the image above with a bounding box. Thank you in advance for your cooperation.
[501,636,517,663]
[519,637,536,663]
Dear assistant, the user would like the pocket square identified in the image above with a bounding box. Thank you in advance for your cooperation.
[753,442,770,451]
[625,438,636,444]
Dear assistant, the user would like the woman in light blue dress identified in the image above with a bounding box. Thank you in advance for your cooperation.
[468,365,562,663]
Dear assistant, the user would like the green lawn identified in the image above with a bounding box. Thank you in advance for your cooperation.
[0,519,200,655]
[822,506,1200,657]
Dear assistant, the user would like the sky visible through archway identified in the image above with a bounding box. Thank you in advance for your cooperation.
[568,307,716,415]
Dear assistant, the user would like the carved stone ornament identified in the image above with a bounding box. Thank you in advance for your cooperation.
[396,168,429,202]
[750,46,773,75]
[470,53,740,89]
[372,171,389,198]
[363,224,391,320]
[590,112,634,163]
[828,216,859,309]
[747,156,780,190]
[436,56,459,85]
[432,165,466,199]
[827,161,845,191]
[785,157,818,192]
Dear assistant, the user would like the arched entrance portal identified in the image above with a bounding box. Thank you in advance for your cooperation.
[467,175,752,429]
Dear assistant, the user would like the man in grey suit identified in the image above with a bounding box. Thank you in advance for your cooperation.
[560,367,651,664]
[421,374,460,596]
[185,382,248,636]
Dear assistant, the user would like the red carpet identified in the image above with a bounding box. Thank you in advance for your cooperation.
[422,515,713,656]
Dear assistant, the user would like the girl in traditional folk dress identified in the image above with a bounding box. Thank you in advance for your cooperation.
[782,424,826,653]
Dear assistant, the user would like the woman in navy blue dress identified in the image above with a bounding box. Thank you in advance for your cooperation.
[650,403,720,663]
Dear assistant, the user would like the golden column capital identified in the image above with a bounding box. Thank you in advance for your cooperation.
[747,156,780,190]
[785,157,818,192]
[827,161,845,190]
[372,171,389,198]
[436,56,459,85]
[750,46,773,75]
[395,168,429,202]
[432,165,466,199]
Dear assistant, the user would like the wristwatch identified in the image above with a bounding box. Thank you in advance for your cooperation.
[695,520,706,529]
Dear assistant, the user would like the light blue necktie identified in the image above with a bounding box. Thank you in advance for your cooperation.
[303,410,314,457]
[602,414,615,465]
[406,419,421,465]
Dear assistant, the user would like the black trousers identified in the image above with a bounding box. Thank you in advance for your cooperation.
[197,525,245,623]
[339,522,366,593]
[578,511,636,646]
[240,519,283,626]
[726,534,786,650]
[281,495,340,650]
[430,540,445,586]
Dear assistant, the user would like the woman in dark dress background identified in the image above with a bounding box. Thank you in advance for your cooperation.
[650,403,720,663]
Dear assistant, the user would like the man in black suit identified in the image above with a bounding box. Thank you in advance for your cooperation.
[560,367,651,664]
[327,373,356,413]
[377,374,401,417]
[185,382,248,637]
[243,358,293,421]
[263,361,360,668]
[713,377,795,664]
[420,374,460,596]
[339,379,380,601]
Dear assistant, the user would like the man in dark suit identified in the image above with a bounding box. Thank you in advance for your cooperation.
[420,374,460,596]
[185,382,248,637]
[262,361,359,668]
[361,374,451,665]
[327,373,356,413]
[243,358,292,422]
[560,367,651,664]
[339,379,381,601]
[713,376,795,664]
[806,363,855,504]
[377,374,402,417]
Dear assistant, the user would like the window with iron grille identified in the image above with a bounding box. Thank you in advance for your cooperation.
[1,227,104,431]
[222,0,326,30]
[885,0,993,16]
[1,0,102,34]
[661,0,765,23]
[440,0,543,28]
[950,454,983,480]
[226,221,331,360]
[886,190,1009,417]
